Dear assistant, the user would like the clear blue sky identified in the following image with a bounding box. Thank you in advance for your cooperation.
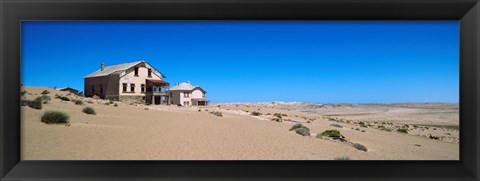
[21,21,459,103]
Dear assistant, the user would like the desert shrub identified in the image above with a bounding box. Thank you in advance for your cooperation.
[74,100,84,105]
[397,128,408,133]
[353,143,368,152]
[87,100,94,104]
[20,100,28,106]
[59,96,70,101]
[289,123,309,131]
[334,156,351,160]
[41,111,69,124]
[177,104,182,106]
[294,127,310,136]
[114,103,118,107]
[21,90,27,96]
[27,97,43,110]
[330,124,343,128]
[273,113,283,118]
[82,107,96,115]
[429,134,440,140]
[109,100,114,104]
[210,111,223,117]
[41,95,51,101]
[266,113,271,115]
[321,130,342,138]
[251,111,262,116]
[198,109,201,112]
[41,90,50,94]
[271,118,282,122]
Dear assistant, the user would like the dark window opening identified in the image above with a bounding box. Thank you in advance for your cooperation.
[130,84,135,92]
[134,67,139,76]
[100,85,103,94]
[123,83,127,92]
[148,69,152,77]
[141,84,145,92]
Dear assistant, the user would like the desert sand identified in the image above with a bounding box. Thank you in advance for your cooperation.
[21,87,459,160]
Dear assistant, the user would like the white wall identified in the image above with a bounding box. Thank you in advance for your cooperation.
[169,90,193,106]
[119,63,162,96]
[191,89,204,99]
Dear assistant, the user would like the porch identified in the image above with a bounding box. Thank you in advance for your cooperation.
[145,79,170,105]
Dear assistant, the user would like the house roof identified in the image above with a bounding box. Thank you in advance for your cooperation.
[58,87,79,92]
[169,81,206,93]
[84,60,166,78]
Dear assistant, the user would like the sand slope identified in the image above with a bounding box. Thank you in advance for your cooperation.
[21,87,458,160]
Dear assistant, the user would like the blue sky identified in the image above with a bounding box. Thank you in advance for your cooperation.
[21,21,459,103]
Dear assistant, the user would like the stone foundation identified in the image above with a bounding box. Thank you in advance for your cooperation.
[119,95,145,104]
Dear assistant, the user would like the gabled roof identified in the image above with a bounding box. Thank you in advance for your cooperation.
[84,60,166,78]
[169,81,206,93]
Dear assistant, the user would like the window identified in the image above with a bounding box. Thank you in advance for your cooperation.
[122,83,127,92]
[183,92,190,98]
[100,85,103,94]
[130,84,135,92]
[148,68,152,77]
[134,67,139,76]
[141,84,145,92]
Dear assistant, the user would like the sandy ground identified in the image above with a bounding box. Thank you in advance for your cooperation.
[21,87,459,160]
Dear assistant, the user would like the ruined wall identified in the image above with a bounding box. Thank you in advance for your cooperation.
[84,75,119,100]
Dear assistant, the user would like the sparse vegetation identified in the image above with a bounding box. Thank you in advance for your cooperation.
[294,127,310,136]
[21,90,27,97]
[320,130,342,138]
[41,111,69,124]
[273,113,283,118]
[330,124,343,128]
[57,96,70,101]
[397,128,408,133]
[334,156,351,160]
[114,103,118,107]
[210,111,223,117]
[41,90,50,94]
[289,123,309,131]
[74,100,84,105]
[353,143,368,152]
[87,100,94,104]
[27,97,43,110]
[251,111,262,116]
[271,118,282,122]
[82,107,96,115]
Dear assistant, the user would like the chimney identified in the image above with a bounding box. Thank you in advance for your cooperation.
[101,63,105,71]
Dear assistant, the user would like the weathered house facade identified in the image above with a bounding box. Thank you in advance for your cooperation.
[84,60,170,104]
[169,81,207,106]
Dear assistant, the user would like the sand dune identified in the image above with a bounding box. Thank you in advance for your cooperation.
[21,87,459,160]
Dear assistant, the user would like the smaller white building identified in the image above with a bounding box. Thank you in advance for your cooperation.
[169,81,207,106]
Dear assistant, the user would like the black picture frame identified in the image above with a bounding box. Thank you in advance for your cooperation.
[1,0,479,180]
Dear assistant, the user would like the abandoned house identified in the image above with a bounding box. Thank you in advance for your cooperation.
[169,81,207,106]
[84,60,170,104]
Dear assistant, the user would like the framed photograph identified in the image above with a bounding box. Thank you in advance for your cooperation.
[1,0,479,180]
